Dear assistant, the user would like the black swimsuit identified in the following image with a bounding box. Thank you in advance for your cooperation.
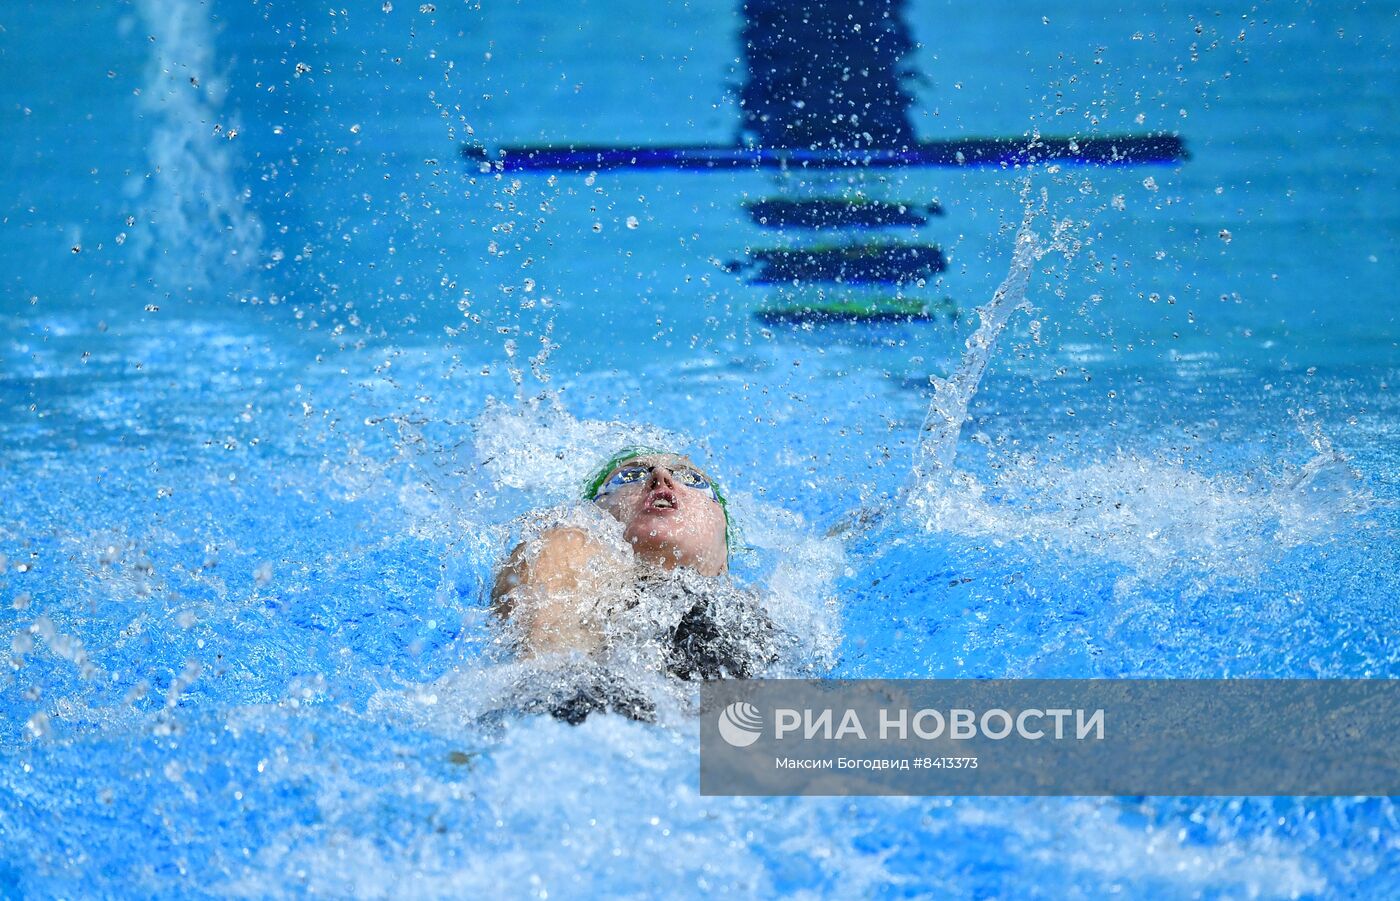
[667,589,776,680]
[544,572,779,724]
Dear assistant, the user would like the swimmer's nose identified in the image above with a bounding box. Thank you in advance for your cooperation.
[647,466,678,490]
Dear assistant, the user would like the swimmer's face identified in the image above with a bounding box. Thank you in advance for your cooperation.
[592,453,728,577]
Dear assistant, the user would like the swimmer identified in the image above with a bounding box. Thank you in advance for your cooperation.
[491,448,777,719]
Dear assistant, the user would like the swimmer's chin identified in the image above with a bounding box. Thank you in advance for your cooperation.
[624,536,723,577]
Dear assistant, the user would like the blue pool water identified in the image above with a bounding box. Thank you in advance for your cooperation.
[2,0,1397,896]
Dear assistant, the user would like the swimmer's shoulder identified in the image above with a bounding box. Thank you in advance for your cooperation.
[492,506,633,610]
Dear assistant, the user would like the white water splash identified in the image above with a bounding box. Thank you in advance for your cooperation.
[926,449,1364,586]
[902,189,1363,582]
[963,798,1329,897]
[472,394,682,498]
[911,227,1034,500]
[728,494,845,672]
[909,189,1075,523]
[130,0,263,294]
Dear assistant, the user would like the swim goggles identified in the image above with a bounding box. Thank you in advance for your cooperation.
[594,463,719,502]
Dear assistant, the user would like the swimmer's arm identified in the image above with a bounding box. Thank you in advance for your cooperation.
[491,528,627,655]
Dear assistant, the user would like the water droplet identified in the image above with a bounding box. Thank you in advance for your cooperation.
[25,712,51,740]
[125,681,148,704]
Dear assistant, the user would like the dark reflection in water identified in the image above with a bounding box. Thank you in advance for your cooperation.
[738,0,920,151]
